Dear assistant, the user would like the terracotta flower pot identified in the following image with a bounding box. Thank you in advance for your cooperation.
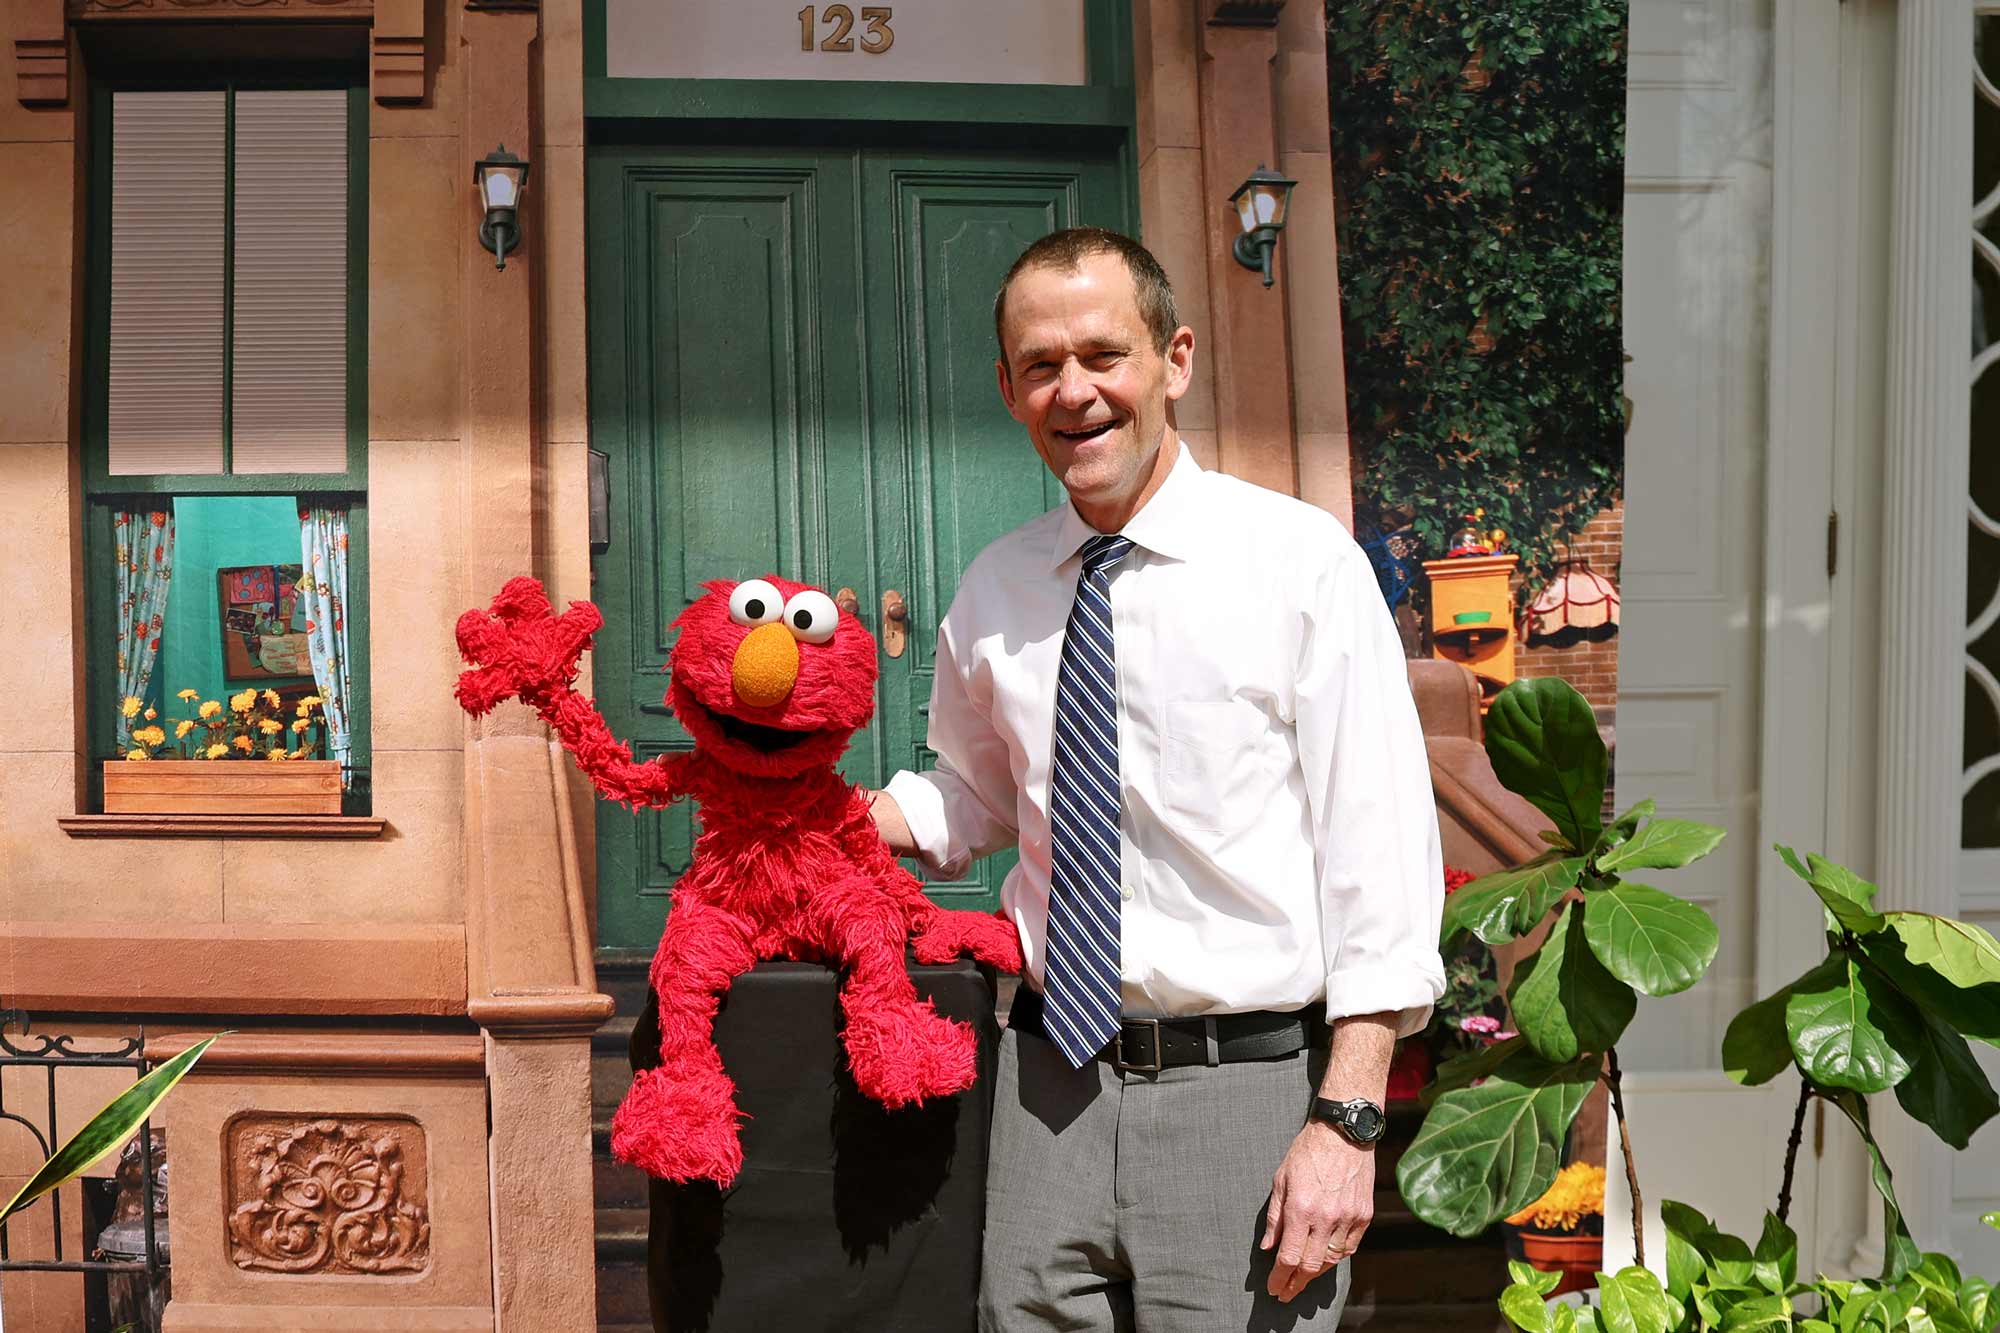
[1502,1222,1603,1297]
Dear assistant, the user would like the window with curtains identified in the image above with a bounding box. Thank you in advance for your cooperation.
[82,78,370,814]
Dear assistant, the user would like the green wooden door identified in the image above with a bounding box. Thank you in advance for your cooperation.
[588,141,1127,954]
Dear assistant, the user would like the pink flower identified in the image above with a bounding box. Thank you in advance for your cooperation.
[1460,1015,1501,1035]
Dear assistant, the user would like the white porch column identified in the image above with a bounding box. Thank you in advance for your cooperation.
[1867,0,1975,1266]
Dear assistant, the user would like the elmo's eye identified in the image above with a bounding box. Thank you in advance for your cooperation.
[728,579,784,627]
[782,590,839,644]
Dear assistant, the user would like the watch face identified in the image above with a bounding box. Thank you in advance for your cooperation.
[1346,1102,1385,1142]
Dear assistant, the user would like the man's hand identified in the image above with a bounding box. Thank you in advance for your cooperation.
[1259,1120,1374,1302]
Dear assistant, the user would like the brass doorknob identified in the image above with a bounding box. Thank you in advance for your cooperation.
[881,589,908,658]
[834,587,860,618]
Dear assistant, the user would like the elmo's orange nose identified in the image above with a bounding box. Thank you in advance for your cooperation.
[732,622,799,708]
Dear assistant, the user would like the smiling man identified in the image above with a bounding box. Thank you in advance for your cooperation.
[869,227,1445,1332]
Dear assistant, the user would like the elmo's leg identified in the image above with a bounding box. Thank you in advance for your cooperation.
[611,901,757,1186]
[824,893,979,1107]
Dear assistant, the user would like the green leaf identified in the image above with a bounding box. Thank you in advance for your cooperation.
[1864,934,2000,1046]
[1661,1199,1714,1302]
[1509,902,1637,1061]
[1422,1035,1525,1107]
[1501,1282,1557,1332]
[1594,799,1657,855]
[1890,999,2000,1150]
[1824,1089,1922,1282]
[1594,1266,1677,1333]
[1395,1048,1601,1237]
[1776,845,1887,935]
[1785,953,1922,1093]
[1595,819,1726,874]
[1511,1260,1566,1298]
[1485,677,1608,852]
[1723,985,1801,1086]
[1752,1212,1798,1294]
[1886,914,2000,990]
[1581,883,1721,997]
[1443,856,1586,949]
[0,1034,220,1224]
[1985,1210,2000,1234]
[1718,1292,1798,1330]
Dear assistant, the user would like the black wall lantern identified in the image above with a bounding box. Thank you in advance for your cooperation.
[474,144,531,270]
[1229,164,1297,288]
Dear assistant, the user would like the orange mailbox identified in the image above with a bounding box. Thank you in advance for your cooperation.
[1423,554,1518,709]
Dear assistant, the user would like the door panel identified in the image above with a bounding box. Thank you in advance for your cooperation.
[590,142,1126,952]
[864,155,1124,909]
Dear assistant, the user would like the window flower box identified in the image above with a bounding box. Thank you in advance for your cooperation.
[102,758,342,815]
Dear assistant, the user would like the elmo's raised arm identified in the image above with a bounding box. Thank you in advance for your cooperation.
[455,576,694,809]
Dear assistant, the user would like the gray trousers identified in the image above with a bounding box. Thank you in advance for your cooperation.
[979,1026,1351,1332]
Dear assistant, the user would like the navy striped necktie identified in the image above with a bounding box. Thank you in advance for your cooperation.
[1042,532,1136,1068]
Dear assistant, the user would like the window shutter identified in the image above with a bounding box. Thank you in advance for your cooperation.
[107,91,226,476]
[231,89,349,475]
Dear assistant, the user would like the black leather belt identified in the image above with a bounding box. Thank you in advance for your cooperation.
[1008,986,1324,1073]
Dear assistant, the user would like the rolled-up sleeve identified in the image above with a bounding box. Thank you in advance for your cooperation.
[882,617,1020,878]
[1295,545,1447,1038]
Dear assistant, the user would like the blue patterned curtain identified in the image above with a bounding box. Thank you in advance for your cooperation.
[299,505,354,783]
[114,508,176,749]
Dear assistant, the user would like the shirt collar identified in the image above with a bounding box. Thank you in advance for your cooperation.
[1046,440,1204,573]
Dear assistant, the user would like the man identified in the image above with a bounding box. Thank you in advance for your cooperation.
[869,227,1444,1332]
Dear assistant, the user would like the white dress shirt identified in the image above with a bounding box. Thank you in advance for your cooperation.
[884,442,1446,1035]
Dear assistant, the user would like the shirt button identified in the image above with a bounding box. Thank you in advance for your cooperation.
[1120,884,1134,902]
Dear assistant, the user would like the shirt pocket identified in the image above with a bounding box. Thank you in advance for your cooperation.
[1161,699,1268,832]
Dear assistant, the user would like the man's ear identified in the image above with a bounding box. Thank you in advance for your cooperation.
[1163,326,1196,403]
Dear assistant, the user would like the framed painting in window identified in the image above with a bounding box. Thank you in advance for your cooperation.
[219,563,315,682]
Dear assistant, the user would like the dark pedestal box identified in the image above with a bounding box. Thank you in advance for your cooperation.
[630,959,998,1333]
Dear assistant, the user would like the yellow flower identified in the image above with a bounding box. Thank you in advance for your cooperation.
[143,707,158,721]
[230,689,256,713]
[262,689,280,707]
[300,695,324,708]
[267,747,290,761]
[1506,1163,1605,1233]
[199,699,222,720]
[292,718,310,733]
[136,725,166,746]
[125,748,150,761]
[176,720,195,739]
[233,735,254,752]
[121,696,143,718]
[259,719,283,735]
[205,743,227,759]
[177,688,200,701]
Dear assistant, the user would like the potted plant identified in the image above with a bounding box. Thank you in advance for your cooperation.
[104,688,339,815]
[1501,1161,1604,1297]
[1393,676,2000,1330]
[1390,864,1509,1101]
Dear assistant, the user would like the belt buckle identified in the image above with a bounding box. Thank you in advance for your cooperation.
[1113,1018,1164,1073]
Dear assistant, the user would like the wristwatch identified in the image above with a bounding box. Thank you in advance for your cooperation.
[1310,1096,1387,1145]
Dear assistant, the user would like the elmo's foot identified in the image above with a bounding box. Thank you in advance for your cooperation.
[843,1001,977,1108]
[610,1065,745,1186]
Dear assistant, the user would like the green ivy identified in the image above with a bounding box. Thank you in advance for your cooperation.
[1326,0,1627,601]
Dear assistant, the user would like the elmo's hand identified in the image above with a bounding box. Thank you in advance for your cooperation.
[454,576,603,716]
[913,908,1024,973]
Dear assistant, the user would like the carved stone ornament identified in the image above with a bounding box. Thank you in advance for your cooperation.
[226,1117,431,1276]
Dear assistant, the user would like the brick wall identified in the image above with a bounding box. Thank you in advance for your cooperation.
[1513,501,1623,710]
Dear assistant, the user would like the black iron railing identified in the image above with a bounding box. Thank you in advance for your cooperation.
[0,1009,166,1328]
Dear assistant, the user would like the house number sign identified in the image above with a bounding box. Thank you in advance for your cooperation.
[605,0,1087,85]
[798,6,894,55]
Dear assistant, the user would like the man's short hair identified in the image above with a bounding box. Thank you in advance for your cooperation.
[993,227,1179,362]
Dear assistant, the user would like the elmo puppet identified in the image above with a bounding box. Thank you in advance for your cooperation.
[454,575,1023,1187]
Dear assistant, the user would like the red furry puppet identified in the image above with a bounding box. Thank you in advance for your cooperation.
[454,575,1023,1186]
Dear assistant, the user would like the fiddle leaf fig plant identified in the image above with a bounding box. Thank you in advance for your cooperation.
[1719,844,2000,1283]
[1403,677,1725,1252]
